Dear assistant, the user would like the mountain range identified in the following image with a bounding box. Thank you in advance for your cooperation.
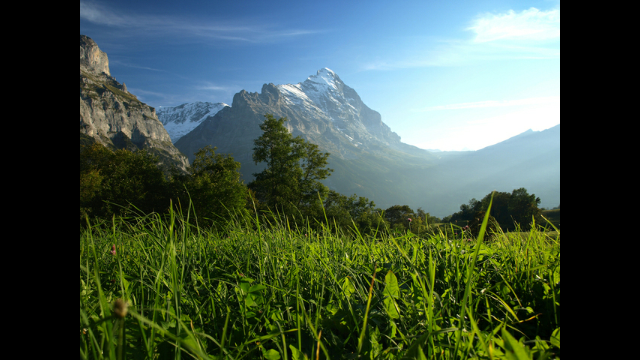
[168,68,559,216]
[80,35,559,217]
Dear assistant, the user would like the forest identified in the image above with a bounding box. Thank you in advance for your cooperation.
[81,114,555,238]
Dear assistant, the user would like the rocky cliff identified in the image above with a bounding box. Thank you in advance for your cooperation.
[79,35,190,173]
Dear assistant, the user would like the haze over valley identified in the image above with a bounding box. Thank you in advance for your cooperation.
[80,0,560,217]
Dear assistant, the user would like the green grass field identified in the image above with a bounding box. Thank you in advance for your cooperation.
[80,199,560,359]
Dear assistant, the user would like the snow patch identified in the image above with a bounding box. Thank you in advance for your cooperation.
[157,102,229,143]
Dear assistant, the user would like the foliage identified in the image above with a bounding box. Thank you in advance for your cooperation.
[445,188,543,231]
[317,190,386,235]
[382,204,416,233]
[168,145,248,227]
[80,142,169,222]
[249,114,333,216]
[80,141,249,231]
[467,210,500,239]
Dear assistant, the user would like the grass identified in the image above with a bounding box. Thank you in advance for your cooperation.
[80,195,560,359]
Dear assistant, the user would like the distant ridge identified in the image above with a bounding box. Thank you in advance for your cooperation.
[157,102,229,143]
[169,69,559,216]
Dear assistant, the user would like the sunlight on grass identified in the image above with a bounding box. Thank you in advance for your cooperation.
[80,198,560,359]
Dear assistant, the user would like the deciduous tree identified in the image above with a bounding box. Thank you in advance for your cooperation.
[249,114,333,216]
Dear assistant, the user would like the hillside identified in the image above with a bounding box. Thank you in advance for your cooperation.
[172,69,559,216]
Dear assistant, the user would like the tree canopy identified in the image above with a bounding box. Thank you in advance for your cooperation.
[80,142,169,222]
[80,140,249,229]
[169,145,249,226]
[444,188,542,231]
[248,114,333,216]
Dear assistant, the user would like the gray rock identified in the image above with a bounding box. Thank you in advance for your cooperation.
[80,35,110,76]
[79,35,190,173]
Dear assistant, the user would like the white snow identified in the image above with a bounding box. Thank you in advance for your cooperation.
[157,102,229,143]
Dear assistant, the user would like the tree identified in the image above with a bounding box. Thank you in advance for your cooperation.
[169,145,248,226]
[448,198,481,224]
[383,205,416,232]
[507,187,541,230]
[297,141,333,208]
[467,210,500,239]
[80,142,170,222]
[480,191,512,229]
[316,190,384,235]
[444,188,543,232]
[249,114,333,216]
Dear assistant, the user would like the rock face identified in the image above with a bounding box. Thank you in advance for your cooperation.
[175,68,433,163]
[79,35,189,173]
[157,102,229,143]
[174,68,438,208]
[80,35,110,76]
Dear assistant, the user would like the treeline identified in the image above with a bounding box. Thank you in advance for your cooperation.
[80,114,547,236]
[442,188,548,233]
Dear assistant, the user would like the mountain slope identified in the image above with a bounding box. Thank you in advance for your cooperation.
[174,69,439,206]
[427,125,560,211]
[173,69,559,216]
[79,35,190,173]
[157,102,229,143]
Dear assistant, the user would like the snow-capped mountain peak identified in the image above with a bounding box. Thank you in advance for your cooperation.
[305,68,340,91]
[276,68,350,119]
[157,102,229,143]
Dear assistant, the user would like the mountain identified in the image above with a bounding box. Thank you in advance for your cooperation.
[430,125,560,211]
[157,102,229,143]
[174,68,439,206]
[79,35,190,173]
[176,68,434,162]
[171,68,559,217]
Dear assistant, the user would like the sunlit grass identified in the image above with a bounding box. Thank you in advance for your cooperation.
[80,195,560,359]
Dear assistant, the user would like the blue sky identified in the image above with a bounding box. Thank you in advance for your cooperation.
[80,0,560,151]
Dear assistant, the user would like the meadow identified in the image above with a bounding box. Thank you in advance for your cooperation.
[80,198,560,360]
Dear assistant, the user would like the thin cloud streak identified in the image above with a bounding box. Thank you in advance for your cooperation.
[80,1,323,43]
[110,60,166,72]
[195,83,238,92]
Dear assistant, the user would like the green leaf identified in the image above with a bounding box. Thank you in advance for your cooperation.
[383,271,400,319]
[501,328,532,360]
[326,301,340,315]
[550,327,560,349]
[263,348,281,360]
[289,345,303,360]
[417,346,428,360]
[383,271,400,298]
[249,284,267,292]
[341,276,355,298]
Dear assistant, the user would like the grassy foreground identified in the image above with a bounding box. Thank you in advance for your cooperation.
[80,201,560,359]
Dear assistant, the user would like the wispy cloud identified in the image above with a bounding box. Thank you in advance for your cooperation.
[195,81,238,92]
[417,96,559,111]
[80,0,323,43]
[468,7,560,43]
[109,59,166,72]
[126,88,167,98]
[361,7,559,71]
